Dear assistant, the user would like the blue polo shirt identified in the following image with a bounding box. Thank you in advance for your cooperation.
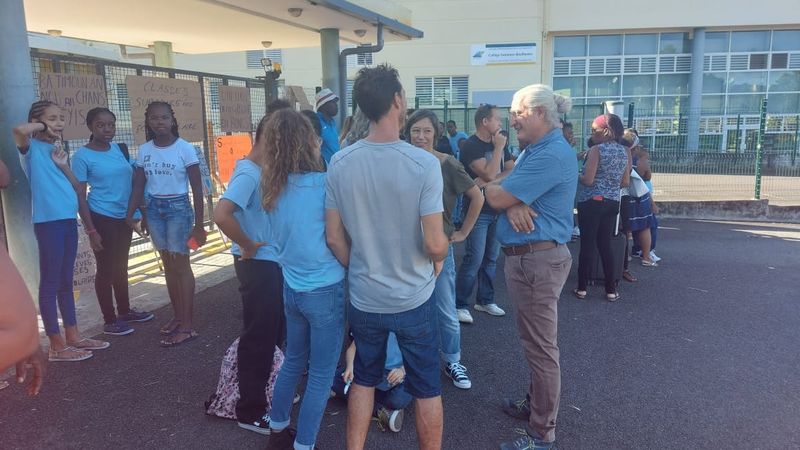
[496,129,578,246]
[220,159,277,261]
[448,131,468,159]
[71,143,134,219]
[317,112,340,165]
[22,139,78,223]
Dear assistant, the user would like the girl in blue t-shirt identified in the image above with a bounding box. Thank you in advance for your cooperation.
[260,109,346,450]
[125,101,207,347]
[72,107,154,337]
[13,100,109,362]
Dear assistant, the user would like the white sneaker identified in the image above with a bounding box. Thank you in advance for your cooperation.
[445,362,472,389]
[572,226,580,237]
[650,251,662,262]
[474,303,506,316]
[456,308,474,324]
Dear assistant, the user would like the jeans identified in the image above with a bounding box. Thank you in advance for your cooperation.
[270,280,345,450]
[433,245,461,363]
[577,199,620,293]
[34,219,78,336]
[146,195,194,254]
[90,212,133,324]
[504,245,572,443]
[455,213,500,309]
[233,258,285,423]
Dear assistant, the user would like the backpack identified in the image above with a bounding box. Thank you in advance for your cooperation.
[204,337,284,420]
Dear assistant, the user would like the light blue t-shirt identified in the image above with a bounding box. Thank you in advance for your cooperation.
[220,159,276,261]
[71,143,134,219]
[22,139,78,223]
[448,131,468,159]
[317,112,340,165]
[269,172,344,291]
[496,129,578,246]
[326,140,443,314]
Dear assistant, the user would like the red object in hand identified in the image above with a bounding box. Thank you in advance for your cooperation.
[187,229,207,251]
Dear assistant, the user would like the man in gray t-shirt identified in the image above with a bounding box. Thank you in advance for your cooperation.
[325,64,449,450]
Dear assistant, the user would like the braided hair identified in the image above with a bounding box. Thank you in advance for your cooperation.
[28,100,59,122]
[144,101,179,141]
[86,107,116,142]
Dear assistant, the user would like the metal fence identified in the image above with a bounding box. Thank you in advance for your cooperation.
[29,50,268,258]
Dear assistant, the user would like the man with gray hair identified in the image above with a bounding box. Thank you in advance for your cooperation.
[484,84,575,450]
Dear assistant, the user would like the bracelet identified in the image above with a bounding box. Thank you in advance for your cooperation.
[85,228,98,235]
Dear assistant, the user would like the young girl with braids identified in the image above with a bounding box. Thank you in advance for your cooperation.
[125,101,206,346]
[13,100,109,362]
[263,109,346,450]
[71,107,154,337]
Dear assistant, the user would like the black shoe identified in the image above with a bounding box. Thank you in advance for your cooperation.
[501,396,531,421]
[499,428,555,450]
[237,414,270,435]
[267,427,296,450]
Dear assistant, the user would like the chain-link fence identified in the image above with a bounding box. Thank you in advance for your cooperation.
[28,50,268,259]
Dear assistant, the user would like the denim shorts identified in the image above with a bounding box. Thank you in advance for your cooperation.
[349,296,441,399]
[147,195,194,254]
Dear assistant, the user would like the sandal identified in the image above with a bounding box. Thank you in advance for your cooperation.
[622,270,637,282]
[49,346,93,362]
[0,380,9,390]
[641,260,659,267]
[68,338,110,350]
[160,319,181,336]
[606,292,621,302]
[573,289,587,300]
[160,329,198,347]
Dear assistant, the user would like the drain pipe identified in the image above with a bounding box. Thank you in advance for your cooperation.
[338,22,384,119]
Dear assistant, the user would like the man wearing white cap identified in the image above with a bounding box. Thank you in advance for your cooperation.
[315,88,340,165]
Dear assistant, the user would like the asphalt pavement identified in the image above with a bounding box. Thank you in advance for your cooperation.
[2,219,799,450]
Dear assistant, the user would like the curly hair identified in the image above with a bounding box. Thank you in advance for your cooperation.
[259,109,324,211]
[145,101,180,141]
[28,100,59,122]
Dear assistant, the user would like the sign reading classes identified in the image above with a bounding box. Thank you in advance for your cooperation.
[38,73,108,141]
[125,75,205,144]
[219,85,253,133]
[470,43,538,66]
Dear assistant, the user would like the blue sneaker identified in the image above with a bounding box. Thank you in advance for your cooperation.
[118,308,154,323]
[499,428,555,450]
[103,320,134,336]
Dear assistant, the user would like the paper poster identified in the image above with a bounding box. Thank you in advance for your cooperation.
[38,73,108,140]
[219,85,253,133]
[215,135,253,184]
[126,75,204,144]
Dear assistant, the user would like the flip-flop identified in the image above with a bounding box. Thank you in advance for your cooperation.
[160,329,198,347]
[159,319,181,336]
[68,338,110,350]
[641,260,659,267]
[623,271,637,282]
[0,380,9,390]
[573,289,587,299]
[606,292,621,302]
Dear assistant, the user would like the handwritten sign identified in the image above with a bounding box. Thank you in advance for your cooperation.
[73,220,96,292]
[193,145,214,196]
[38,73,108,140]
[219,85,253,133]
[215,135,253,183]
[126,75,204,144]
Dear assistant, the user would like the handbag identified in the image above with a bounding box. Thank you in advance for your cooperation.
[629,169,650,198]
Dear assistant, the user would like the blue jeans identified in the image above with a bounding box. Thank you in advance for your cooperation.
[270,280,346,450]
[433,245,460,363]
[146,195,194,254]
[34,219,78,336]
[455,213,500,309]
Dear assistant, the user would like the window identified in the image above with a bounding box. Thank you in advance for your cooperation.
[658,74,690,95]
[656,96,687,115]
[728,72,767,93]
[246,49,282,69]
[727,94,764,112]
[357,52,373,66]
[622,75,656,96]
[624,34,658,55]
[705,32,730,53]
[772,30,800,51]
[702,95,725,114]
[587,76,620,97]
[768,71,800,92]
[589,35,622,56]
[703,73,727,94]
[346,80,355,108]
[659,33,690,54]
[553,77,585,98]
[554,36,586,57]
[731,31,770,52]
[772,53,789,69]
[766,93,800,113]
[414,76,469,106]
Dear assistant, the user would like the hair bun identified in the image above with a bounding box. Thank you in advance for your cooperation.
[554,94,572,114]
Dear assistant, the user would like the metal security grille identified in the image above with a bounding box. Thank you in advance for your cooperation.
[28,50,267,258]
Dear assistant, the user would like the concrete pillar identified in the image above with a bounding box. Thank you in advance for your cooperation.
[0,0,40,295]
[687,28,706,152]
[153,41,174,68]
[320,28,341,126]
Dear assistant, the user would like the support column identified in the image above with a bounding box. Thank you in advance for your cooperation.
[0,0,39,296]
[320,28,341,126]
[153,41,174,68]
[687,27,705,153]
